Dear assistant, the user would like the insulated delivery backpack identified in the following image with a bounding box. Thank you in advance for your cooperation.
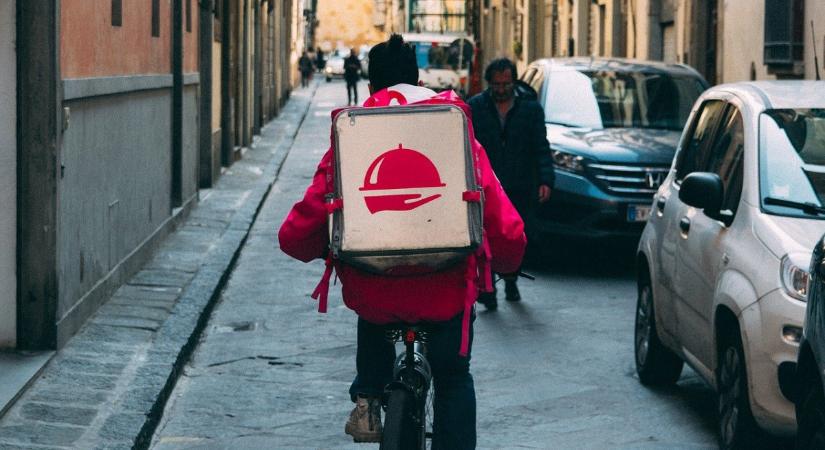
[327,104,483,275]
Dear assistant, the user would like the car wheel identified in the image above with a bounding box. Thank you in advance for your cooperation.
[797,380,825,449]
[717,329,760,449]
[634,280,683,385]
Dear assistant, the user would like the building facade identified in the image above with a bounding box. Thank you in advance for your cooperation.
[7,0,300,352]
[470,0,825,85]
[315,0,386,50]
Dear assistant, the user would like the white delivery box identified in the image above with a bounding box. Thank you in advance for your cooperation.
[329,104,483,275]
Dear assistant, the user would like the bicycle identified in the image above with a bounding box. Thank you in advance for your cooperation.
[380,323,434,450]
[379,271,534,450]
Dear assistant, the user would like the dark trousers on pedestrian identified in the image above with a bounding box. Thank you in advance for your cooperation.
[301,70,311,87]
[346,79,358,105]
[349,313,476,450]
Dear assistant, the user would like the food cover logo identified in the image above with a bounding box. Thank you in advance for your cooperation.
[359,144,446,214]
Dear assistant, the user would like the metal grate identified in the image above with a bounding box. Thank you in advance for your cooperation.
[587,163,670,196]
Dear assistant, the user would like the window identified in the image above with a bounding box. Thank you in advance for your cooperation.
[521,67,537,86]
[186,0,192,32]
[528,68,544,95]
[764,0,804,66]
[675,100,727,181]
[706,107,745,214]
[543,70,705,131]
[112,0,122,27]
[760,109,825,218]
[152,0,160,37]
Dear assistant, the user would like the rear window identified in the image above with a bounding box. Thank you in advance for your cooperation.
[409,40,471,71]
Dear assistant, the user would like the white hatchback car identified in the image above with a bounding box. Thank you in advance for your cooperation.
[635,81,825,448]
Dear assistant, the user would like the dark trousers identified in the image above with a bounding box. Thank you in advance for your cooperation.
[346,79,358,105]
[349,313,476,450]
[301,70,311,87]
[495,188,534,283]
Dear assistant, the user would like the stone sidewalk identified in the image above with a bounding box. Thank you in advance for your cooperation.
[0,84,316,450]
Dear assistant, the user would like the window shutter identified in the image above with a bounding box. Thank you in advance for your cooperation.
[764,0,804,65]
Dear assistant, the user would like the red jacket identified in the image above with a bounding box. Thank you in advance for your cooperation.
[278,85,526,355]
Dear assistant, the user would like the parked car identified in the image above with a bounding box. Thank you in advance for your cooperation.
[797,231,825,448]
[324,52,345,82]
[634,81,825,448]
[520,58,707,239]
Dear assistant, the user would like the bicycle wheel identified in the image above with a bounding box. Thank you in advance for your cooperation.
[380,388,421,450]
[424,385,434,444]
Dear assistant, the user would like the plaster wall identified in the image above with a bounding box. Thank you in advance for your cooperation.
[61,0,172,77]
[57,90,172,321]
[720,0,765,82]
[803,0,825,81]
[0,1,16,348]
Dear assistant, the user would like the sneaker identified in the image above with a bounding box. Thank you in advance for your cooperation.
[344,395,382,442]
[477,291,498,311]
[504,280,521,302]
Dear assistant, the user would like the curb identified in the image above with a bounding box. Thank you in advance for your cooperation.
[131,87,316,449]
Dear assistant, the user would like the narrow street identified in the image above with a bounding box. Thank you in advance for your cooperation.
[145,79,725,449]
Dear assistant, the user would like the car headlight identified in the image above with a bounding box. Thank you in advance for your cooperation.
[781,253,810,301]
[552,149,586,173]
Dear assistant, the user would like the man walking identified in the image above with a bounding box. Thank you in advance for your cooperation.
[468,58,554,310]
[344,48,362,105]
[298,51,313,88]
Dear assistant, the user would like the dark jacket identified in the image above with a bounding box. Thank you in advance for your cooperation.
[344,55,361,82]
[468,87,554,193]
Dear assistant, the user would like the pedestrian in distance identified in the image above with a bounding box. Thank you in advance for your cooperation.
[278,34,526,449]
[299,51,314,88]
[344,48,362,105]
[468,58,555,311]
[315,46,326,72]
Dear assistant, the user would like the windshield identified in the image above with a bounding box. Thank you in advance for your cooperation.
[543,69,705,130]
[760,109,825,217]
[410,40,471,71]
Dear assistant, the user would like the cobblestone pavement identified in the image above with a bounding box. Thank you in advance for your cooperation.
[145,79,757,449]
[0,84,315,450]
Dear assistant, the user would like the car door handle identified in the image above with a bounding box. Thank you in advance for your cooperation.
[656,196,667,213]
[679,217,691,234]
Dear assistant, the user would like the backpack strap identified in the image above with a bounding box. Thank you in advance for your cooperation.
[311,251,335,313]
[459,253,479,357]
[462,190,482,203]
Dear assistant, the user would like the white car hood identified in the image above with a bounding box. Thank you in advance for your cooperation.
[753,212,825,259]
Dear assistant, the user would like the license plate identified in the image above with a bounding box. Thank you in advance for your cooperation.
[627,205,652,222]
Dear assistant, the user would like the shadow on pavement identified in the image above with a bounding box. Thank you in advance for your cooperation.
[642,370,794,449]
[523,234,640,279]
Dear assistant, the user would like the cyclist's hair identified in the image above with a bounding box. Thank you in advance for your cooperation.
[484,58,518,83]
[368,34,419,91]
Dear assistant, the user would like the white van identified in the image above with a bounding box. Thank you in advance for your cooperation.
[402,33,474,97]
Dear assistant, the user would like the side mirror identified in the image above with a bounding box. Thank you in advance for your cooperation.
[679,172,723,214]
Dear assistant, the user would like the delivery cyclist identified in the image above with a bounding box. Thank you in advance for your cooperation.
[278,34,526,449]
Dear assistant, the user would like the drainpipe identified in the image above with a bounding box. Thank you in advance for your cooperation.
[172,0,183,207]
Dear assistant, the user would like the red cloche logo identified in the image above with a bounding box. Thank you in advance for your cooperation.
[359,144,446,214]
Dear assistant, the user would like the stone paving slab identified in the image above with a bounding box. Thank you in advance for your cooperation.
[0,85,315,449]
